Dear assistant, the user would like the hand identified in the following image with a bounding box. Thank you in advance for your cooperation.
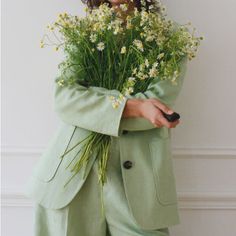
[139,98,180,128]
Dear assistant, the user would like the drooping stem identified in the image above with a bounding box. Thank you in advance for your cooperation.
[63,132,112,191]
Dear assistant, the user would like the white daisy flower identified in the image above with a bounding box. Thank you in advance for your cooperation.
[120,46,126,54]
[149,67,158,77]
[128,77,136,82]
[132,67,137,75]
[120,3,128,11]
[153,62,159,68]
[133,39,144,52]
[124,87,134,96]
[140,74,149,80]
[139,63,145,71]
[89,33,97,43]
[145,59,149,67]
[97,42,105,51]
[157,53,165,60]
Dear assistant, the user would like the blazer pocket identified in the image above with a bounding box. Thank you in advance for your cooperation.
[148,138,178,205]
[32,123,77,182]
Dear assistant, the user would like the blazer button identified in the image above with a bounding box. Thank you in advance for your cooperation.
[122,130,128,135]
[123,160,133,169]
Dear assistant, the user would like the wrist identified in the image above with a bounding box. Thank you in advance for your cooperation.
[122,98,145,118]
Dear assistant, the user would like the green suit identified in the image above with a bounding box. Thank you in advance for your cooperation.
[25,57,188,231]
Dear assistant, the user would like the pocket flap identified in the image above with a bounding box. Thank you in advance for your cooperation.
[32,123,76,182]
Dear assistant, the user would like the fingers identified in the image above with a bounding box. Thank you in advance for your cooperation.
[152,120,163,128]
[147,98,180,128]
[143,98,180,129]
[150,98,174,115]
[153,118,180,129]
[171,119,180,128]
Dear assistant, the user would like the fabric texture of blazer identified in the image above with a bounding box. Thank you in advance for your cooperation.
[24,56,188,230]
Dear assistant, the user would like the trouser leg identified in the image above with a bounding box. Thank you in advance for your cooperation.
[95,138,170,236]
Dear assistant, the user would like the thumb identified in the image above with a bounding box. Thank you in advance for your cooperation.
[166,109,174,114]
[161,106,174,114]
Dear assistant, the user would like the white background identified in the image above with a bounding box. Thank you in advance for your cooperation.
[2,0,236,235]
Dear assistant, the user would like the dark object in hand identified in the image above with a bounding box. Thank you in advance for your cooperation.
[161,110,180,122]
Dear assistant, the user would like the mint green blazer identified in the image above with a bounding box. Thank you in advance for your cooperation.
[25,57,188,230]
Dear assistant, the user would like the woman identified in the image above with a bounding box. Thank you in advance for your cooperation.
[25,0,187,235]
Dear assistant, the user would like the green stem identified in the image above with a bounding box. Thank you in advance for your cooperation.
[65,149,82,169]
[60,132,93,159]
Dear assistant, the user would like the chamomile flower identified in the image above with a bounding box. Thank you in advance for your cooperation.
[120,46,127,54]
[153,62,159,68]
[149,67,158,77]
[97,42,105,51]
[157,53,165,60]
[90,33,97,43]
[140,74,149,80]
[120,3,128,11]
[128,77,136,83]
[124,87,134,96]
[132,67,138,75]
[144,59,149,67]
[133,39,144,52]
[139,63,145,71]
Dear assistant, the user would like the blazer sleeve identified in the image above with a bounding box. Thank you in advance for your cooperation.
[120,56,188,131]
[53,80,129,137]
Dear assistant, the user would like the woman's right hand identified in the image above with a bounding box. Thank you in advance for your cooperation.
[122,98,180,128]
[139,98,180,128]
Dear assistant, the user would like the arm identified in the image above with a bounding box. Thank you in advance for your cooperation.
[53,81,128,137]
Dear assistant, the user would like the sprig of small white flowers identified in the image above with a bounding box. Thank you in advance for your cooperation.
[112,57,162,106]
[107,18,124,35]
[109,76,137,108]
[41,1,202,60]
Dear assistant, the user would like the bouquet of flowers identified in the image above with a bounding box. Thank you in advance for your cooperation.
[40,0,202,189]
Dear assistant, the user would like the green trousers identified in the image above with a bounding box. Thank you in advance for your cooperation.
[33,138,169,236]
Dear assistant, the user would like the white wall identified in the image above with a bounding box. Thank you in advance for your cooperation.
[2,0,236,236]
